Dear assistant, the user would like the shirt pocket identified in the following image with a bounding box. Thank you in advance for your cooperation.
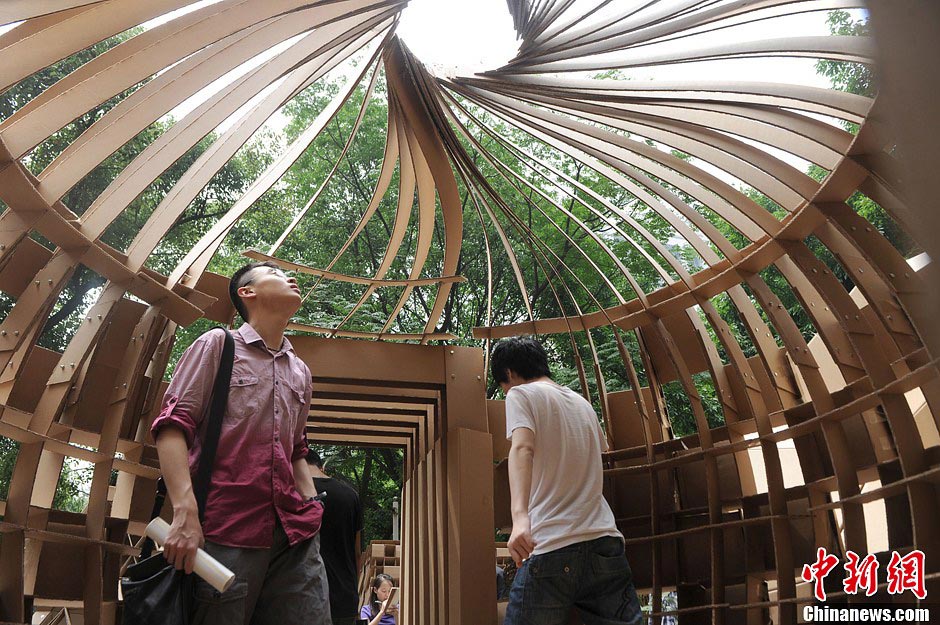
[286,378,308,432]
[226,374,261,423]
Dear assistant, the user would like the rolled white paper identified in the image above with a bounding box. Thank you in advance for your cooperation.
[145,517,236,593]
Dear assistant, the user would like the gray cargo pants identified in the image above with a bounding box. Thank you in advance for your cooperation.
[191,521,331,625]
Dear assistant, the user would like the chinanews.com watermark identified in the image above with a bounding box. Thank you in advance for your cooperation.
[803,605,931,623]
[800,548,931,623]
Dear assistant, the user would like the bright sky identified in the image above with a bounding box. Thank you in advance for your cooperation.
[397,0,520,75]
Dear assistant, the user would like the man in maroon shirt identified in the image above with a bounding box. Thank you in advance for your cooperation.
[152,261,330,624]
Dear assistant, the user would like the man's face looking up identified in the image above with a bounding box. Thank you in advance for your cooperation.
[238,265,302,317]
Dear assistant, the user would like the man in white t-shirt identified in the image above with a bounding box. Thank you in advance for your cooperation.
[493,337,642,625]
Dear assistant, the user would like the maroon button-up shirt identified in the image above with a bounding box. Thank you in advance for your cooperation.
[151,324,321,548]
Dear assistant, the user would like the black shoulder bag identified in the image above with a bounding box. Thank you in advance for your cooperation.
[121,328,235,625]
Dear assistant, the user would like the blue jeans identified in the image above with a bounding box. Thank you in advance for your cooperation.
[504,536,643,625]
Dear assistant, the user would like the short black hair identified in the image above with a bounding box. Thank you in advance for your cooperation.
[490,337,552,384]
[229,261,280,322]
[305,447,323,468]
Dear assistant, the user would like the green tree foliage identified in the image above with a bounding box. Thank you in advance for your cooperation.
[0,437,17,501]
[0,438,93,514]
[816,11,876,99]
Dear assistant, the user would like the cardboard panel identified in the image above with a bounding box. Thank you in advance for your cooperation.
[70,299,145,432]
[785,498,817,574]
[126,475,159,525]
[493,459,510,530]
[446,428,496,625]
[654,466,679,516]
[6,346,59,413]
[784,402,832,484]
[486,399,510,461]
[608,386,665,450]
[120,372,153,441]
[676,457,709,509]
[721,516,748,580]
[444,347,487,432]
[31,513,127,601]
[877,460,914,549]
[0,238,52,297]
[638,323,678,383]
[621,517,654,588]
[607,389,646,450]
[292,335,445,385]
[142,380,169,442]
[194,270,235,324]
[676,513,711,583]
[716,451,744,503]
[840,412,877,471]
[609,468,652,520]
[641,313,712,384]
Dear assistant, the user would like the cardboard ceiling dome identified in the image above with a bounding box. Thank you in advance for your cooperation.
[0,1,939,624]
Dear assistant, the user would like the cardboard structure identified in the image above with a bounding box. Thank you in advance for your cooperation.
[0,1,938,624]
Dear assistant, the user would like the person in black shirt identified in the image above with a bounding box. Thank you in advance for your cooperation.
[306,447,365,625]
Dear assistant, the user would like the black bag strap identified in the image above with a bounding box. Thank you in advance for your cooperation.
[140,327,234,558]
[193,327,235,521]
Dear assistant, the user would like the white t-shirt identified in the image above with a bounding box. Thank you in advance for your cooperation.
[505,380,622,555]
